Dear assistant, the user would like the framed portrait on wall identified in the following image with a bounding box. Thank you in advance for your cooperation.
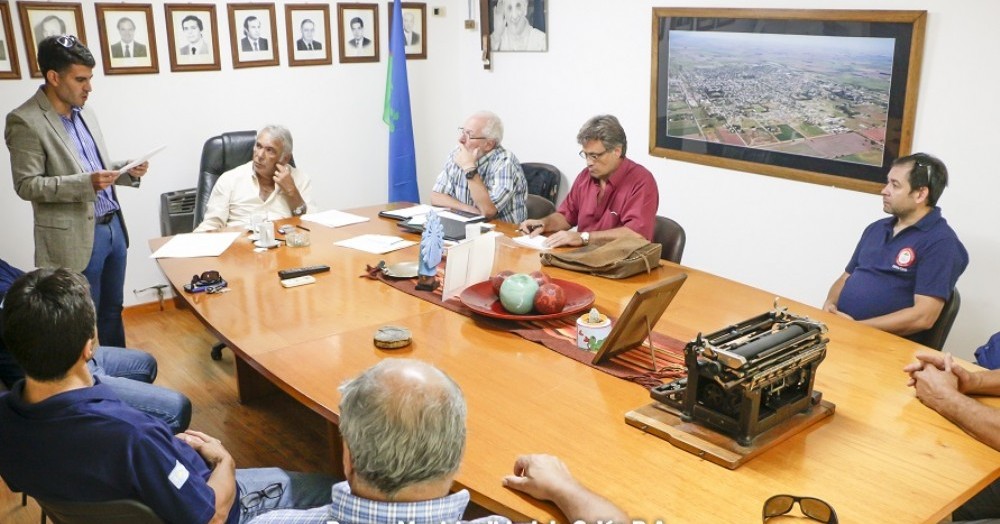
[484,0,547,52]
[388,2,426,60]
[17,1,87,78]
[164,4,220,72]
[337,3,378,64]
[95,3,158,75]
[228,3,278,68]
[0,1,22,79]
[285,4,331,67]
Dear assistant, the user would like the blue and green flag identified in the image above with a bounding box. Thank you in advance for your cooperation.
[383,1,419,203]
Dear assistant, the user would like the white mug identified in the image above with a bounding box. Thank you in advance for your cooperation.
[258,221,276,246]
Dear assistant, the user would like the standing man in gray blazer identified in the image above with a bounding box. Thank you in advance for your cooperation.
[4,35,148,347]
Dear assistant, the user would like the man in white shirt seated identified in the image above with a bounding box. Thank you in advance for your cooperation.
[195,125,317,232]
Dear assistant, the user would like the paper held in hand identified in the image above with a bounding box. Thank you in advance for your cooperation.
[118,144,167,174]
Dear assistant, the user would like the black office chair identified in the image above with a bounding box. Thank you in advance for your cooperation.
[521,162,561,204]
[37,497,164,524]
[652,216,686,264]
[526,194,556,219]
[906,289,961,351]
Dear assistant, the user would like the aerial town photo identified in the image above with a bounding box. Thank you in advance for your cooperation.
[665,31,895,167]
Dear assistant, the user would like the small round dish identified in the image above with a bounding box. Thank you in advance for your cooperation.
[383,261,419,279]
[459,278,595,320]
[253,239,281,249]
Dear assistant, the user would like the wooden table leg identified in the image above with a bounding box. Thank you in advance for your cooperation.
[234,356,278,403]
[327,422,345,478]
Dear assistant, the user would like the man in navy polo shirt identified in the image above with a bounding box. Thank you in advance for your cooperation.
[823,153,968,340]
[0,268,333,523]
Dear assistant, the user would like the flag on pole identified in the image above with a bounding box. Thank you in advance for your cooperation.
[383,0,419,203]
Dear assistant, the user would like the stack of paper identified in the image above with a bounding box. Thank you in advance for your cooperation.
[335,235,416,254]
[301,209,369,228]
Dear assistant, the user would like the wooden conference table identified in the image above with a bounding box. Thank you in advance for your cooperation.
[153,205,999,523]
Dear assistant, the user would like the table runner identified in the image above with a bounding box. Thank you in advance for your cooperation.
[363,266,687,389]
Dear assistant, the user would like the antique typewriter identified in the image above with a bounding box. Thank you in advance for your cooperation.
[650,307,829,446]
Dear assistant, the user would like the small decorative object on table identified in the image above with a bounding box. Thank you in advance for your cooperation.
[374,325,412,349]
[416,210,443,291]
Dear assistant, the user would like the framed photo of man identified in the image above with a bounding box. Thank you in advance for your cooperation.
[228,3,278,68]
[0,1,22,79]
[164,4,220,72]
[285,4,331,67]
[95,4,158,75]
[337,3,379,64]
[388,2,426,60]
[17,1,87,78]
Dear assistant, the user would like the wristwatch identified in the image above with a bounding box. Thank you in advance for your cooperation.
[292,203,307,216]
[580,232,590,246]
[465,168,478,180]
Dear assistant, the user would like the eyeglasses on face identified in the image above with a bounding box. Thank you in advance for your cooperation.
[240,482,283,511]
[189,270,222,287]
[457,127,488,141]
[579,149,611,161]
[55,35,78,48]
[763,494,837,523]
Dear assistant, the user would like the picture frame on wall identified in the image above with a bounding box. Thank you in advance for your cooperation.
[228,3,278,69]
[95,3,158,75]
[285,3,331,67]
[388,2,426,60]
[164,4,220,72]
[0,1,22,79]
[17,1,87,78]
[337,3,378,64]
[485,0,547,52]
[649,8,927,194]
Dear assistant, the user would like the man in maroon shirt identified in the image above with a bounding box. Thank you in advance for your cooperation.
[518,115,658,248]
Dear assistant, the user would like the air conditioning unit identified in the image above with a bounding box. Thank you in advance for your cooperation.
[159,188,197,236]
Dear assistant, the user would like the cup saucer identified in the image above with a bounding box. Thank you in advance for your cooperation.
[254,239,281,249]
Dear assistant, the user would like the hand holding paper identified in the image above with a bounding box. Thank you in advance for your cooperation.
[118,144,167,174]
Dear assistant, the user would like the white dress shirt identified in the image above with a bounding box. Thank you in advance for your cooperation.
[194,161,317,232]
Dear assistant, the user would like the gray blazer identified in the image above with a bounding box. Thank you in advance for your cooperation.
[5,88,137,271]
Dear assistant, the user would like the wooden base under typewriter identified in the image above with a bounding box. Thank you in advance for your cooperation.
[625,399,836,470]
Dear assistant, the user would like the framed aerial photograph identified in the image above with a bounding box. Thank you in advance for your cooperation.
[649,9,927,194]
[0,1,22,79]
[17,1,87,78]
[95,3,158,75]
[164,4,220,72]
[285,4,331,67]
[337,3,378,64]
[228,3,278,68]
[388,2,426,60]
[484,0,547,52]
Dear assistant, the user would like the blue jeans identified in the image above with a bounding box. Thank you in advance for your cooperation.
[82,213,127,348]
[89,346,192,433]
[235,468,337,523]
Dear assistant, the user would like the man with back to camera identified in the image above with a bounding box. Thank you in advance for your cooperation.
[518,114,659,248]
[179,15,211,56]
[241,16,269,52]
[823,153,968,341]
[0,257,191,433]
[295,19,321,51]
[431,110,528,223]
[110,16,148,58]
[0,268,335,523]
[247,358,628,524]
[194,125,317,232]
[5,36,149,348]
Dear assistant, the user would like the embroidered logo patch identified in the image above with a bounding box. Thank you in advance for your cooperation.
[895,247,915,268]
[168,460,190,490]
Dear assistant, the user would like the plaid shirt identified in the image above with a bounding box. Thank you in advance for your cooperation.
[247,481,511,524]
[432,145,527,224]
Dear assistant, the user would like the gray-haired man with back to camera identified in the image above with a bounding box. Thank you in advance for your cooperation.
[248,358,627,523]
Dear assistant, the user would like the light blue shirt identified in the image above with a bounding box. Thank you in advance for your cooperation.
[432,145,527,224]
[59,108,119,218]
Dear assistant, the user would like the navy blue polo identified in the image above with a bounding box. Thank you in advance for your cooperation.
[0,378,238,524]
[838,207,968,321]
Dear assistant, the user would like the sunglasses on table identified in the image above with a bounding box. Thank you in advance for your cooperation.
[183,270,227,293]
[763,494,838,523]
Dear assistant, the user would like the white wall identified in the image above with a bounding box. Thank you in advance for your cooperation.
[1,1,996,360]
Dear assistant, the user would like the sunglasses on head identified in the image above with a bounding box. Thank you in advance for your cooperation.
[55,35,77,48]
[763,494,837,523]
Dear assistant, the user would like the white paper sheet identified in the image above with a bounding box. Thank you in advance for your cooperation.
[381,204,447,219]
[335,235,416,254]
[442,232,501,301]
[301,209,369,228]
[150,232,241,258]
[438,210,486,223]
[118,144,167,174]
[512,234,550,251]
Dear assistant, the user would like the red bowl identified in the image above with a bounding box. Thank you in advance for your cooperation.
[459,278,595,320]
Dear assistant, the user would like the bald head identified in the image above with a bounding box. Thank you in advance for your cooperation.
[338,359,466,498]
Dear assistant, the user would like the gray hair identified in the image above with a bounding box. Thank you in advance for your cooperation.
[258,125,293,161]
[474,110,504,144]
[577,114,627,157]
[339,359,467,498]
